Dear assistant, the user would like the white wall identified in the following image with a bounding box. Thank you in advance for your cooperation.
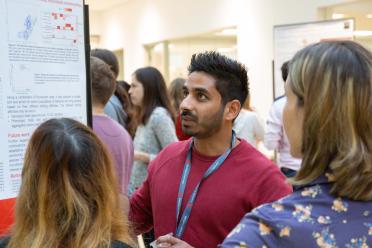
[89,0,355,118]
[237,0,357,117]
[88,10,102,36]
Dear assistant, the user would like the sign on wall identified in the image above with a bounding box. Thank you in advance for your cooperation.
[0,0,90,201]
[273,19,354,99]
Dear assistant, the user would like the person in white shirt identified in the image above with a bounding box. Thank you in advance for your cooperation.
[264,62,301,177]
[233,95,264,147]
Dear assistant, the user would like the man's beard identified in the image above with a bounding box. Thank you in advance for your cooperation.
[181,106,224,138]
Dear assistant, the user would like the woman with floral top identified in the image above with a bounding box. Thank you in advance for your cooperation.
[220,41,372,248]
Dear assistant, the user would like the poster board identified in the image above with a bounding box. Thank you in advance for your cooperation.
[0,0,90,226]
[273,19,354,99]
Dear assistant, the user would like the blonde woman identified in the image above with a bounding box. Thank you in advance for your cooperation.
[221,41,372,247]
[0,118,136,248]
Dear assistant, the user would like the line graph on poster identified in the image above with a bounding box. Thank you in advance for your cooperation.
[9,64,32,94]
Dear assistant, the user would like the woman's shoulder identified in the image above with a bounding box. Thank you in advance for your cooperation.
[151,106,170,116]
[240,109,260,120]
[148,107,173,123]
[111,240,133,248]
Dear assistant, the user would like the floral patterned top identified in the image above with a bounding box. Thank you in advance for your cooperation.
[220,174,372,248]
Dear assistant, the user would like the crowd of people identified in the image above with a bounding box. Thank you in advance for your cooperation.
[0,40,371,248]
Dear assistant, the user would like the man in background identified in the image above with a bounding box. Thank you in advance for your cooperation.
[90,56,134,195]
[264,61,302,177]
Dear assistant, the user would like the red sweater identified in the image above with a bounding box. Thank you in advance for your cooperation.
[130,139,292,248]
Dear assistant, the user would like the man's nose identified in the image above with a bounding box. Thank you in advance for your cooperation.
[179,94,193,113]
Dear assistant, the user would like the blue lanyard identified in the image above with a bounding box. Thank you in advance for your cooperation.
[175,131,237,238]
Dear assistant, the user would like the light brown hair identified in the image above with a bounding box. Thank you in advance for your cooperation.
[288,41,372,201]
[169,77,186,113]
[91,56,116,106]
[8,118,135,248]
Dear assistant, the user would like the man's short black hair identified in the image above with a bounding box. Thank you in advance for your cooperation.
[281,61,289,82]
[188,51,249,106]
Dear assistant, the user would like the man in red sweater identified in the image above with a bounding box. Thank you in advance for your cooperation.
[130,51,292,248]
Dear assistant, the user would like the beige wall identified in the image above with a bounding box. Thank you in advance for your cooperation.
[89,0,357,118]
[88,10,102,36]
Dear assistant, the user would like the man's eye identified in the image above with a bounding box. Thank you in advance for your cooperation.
[197,93,207,100]
[183,91,188,98]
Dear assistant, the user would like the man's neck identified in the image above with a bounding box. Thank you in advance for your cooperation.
[92,104,105,115]
[193,128,239,157]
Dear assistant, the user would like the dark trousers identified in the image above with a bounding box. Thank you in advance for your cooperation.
[143,229,155,248]
[280,167,297,178]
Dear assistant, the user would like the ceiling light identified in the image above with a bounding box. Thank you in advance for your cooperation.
[367,14,372,19]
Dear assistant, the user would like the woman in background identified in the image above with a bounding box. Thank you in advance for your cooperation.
[0,118,135,248]
[169,77,190,141]
[233,93,264,147]
[221,41,372,247]
[128,66,177,195]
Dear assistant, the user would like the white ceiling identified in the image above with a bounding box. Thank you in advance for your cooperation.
[85,0,372,31]
[85,0,130,11]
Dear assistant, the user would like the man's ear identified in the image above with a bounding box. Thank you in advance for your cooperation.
[224,100,241,121]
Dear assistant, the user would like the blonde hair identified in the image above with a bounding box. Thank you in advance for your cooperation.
[288,41,372,201]
[8,118,136,248]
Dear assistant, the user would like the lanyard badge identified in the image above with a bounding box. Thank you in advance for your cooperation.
[175,131,237,238]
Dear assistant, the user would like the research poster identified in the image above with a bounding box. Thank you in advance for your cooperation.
[0,0,88,200]
[273,19,354,98]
